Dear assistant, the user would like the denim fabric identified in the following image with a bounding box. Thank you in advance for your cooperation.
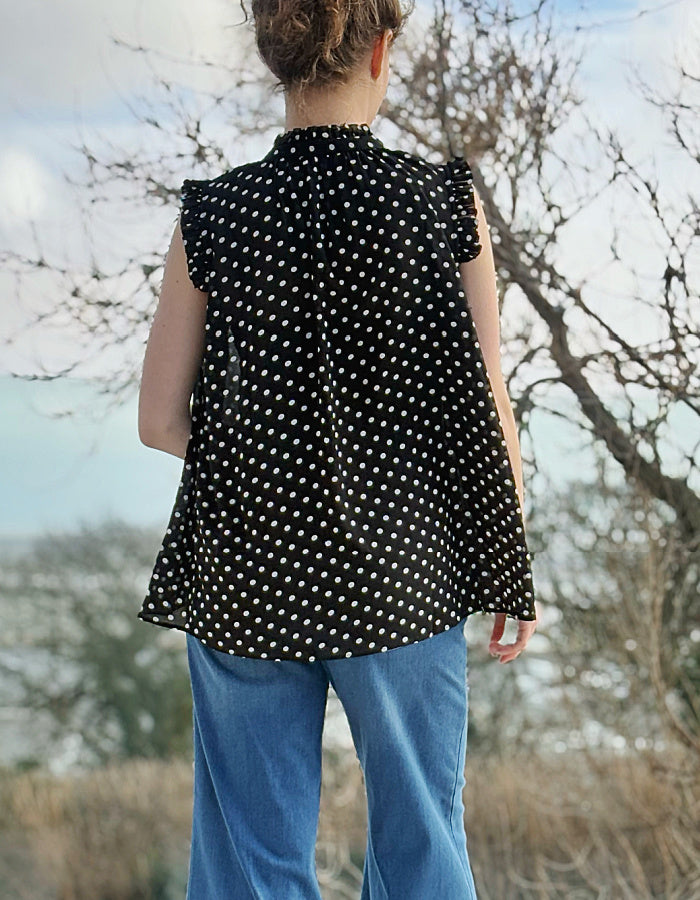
[185,619,478,899]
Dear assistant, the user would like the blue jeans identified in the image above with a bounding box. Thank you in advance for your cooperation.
[185,619,478,899]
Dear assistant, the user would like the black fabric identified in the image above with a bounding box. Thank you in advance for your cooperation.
[138,122,536,661]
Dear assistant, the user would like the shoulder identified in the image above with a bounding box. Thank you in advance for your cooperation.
[374,145,450,187]
[180,162,253,198]
[373,147,476,205]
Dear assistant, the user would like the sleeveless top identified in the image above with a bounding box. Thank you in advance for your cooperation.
[137,121,536,661]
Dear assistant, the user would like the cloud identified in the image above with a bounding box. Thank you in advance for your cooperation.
[0,147,51,224]
[0,0,236,114]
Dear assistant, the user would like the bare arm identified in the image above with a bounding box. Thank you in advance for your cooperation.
[458,187,539,661]
[457,187,526,513]
[138,218,208,459]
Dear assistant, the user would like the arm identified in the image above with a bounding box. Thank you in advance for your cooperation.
[460,188,540,661]
[137,218,208,459]
[458,188,526,514]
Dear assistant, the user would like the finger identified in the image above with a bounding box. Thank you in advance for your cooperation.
[495,643,526,662]
[490,614,536,648]
[489,646,522,663]
[490,623,534,651]
[489,613,506,644]
[489,630,532,657]
[517,618,537,636]
[489,641,527,657]
[504,622,536,648]
[491,637,528,650]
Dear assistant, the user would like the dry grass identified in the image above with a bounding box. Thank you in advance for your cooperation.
[1,756,193,899]
[316,748,367,899]
[0,745,697,899]
[465,745,700,899]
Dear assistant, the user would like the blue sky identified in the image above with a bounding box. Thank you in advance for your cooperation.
[0,0,696,539]
[0,374,183,539]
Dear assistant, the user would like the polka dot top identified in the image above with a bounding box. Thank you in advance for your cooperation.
[137,121,536,661]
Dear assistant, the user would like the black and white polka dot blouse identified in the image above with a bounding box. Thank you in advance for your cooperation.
[137,122,536,661]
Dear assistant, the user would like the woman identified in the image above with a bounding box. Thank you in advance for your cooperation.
[137,0,539,896]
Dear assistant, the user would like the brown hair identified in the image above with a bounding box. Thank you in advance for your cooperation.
[240,0,414,95]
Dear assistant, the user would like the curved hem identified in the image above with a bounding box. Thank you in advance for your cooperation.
[136,603,533,662]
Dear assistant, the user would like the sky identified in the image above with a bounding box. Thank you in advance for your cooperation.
[0,0,697,541]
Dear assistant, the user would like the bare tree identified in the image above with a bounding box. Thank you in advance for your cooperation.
[3,1,696,531]
[2,0,698,771]
[0,521,193,767]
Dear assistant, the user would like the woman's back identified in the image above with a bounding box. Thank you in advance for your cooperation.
[137,122,536,661]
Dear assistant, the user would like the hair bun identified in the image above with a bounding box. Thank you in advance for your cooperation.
[249,0,413,94]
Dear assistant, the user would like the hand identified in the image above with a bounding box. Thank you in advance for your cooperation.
[488,605,539,664]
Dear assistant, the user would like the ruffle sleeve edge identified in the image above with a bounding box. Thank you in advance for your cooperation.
[179,177,212,293]
[442,155,483,264]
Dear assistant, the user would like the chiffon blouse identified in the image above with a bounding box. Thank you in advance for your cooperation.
[137,122,536,661]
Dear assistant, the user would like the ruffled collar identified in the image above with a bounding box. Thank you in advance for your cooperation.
[271,121,384,153]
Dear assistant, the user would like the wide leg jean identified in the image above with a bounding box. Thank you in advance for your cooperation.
[184,618,478,899]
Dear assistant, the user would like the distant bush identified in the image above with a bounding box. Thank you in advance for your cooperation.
[0,520,193,767]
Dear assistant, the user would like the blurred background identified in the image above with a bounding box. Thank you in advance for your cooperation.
[1,0,698,897]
